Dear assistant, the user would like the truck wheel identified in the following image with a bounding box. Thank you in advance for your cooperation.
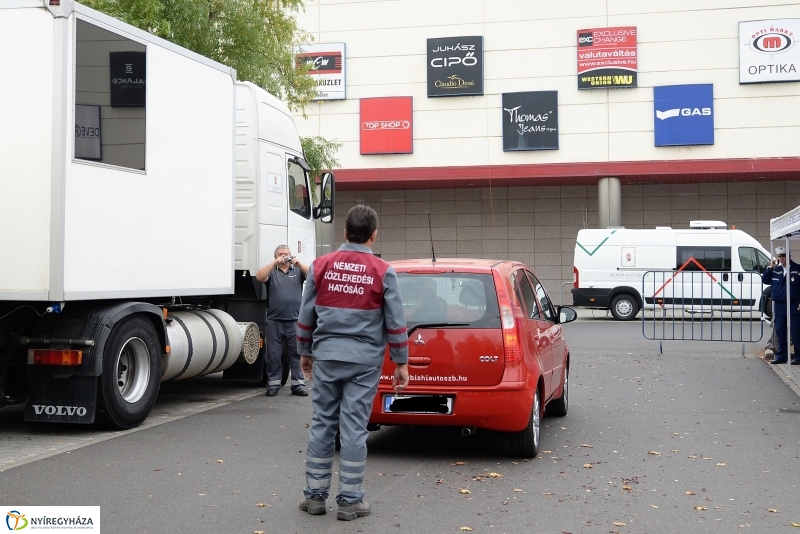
[509,389,541,458]
[547,366,568,418]
[96,316,161,429]
[610,294,639,321]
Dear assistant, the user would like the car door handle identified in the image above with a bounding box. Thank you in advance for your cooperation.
[738,273,744,282]
[408,357,431,366]
[723,273,729,282]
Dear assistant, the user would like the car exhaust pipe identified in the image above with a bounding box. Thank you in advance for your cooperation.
[461,426,477,437]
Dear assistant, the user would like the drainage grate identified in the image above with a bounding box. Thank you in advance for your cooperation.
[776,408,800,414]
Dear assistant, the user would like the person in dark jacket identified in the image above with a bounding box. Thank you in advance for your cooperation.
[296,205,409,521]
[256,245,309,396]
[761,246,800,365]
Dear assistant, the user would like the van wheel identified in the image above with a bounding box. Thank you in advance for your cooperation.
[96,316,161,429]
[509,389,541,458]
[547,367,568,417]
[610,294,639,320]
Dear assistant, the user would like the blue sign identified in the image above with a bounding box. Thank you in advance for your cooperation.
[653,84,714,147]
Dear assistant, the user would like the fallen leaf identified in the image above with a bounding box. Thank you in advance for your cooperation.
[254,531,265,534]
[513,488,523,492]
[488,472,502,478]
[543,492,554,496]
[613,522,627,526]
[198,494,206,496]
[501,500,509,505]
[452,461,466,466]
[459,489,471,494]
[542,450,552,454]
[579,443,593,448]
[217,460,224,463]
[472,476,483,481]
[685,491,696,495]
[153,468,162,472]
[791,521,800,527]
[651,505,659,509]
[436,479,444,484]
[768,508,779,513]
[716,463,726,466]
[695,506,708,511]
[256,503,266,507]
[702,457,712,460]
[622,485,632,491]
[378,473,385,476]
[648,450,662,456]
[672,449,679,453]
[460,527,474,531]
[583,463,593,469]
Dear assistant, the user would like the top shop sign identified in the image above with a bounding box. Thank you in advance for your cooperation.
[739,19,800,84]
[427,36,484,97]
[577,27,637,89]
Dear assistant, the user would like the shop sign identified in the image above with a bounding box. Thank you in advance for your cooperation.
[501,91,558,151]
[653,84,714,147]
[577,27,637,89]
[294,43,346,100]
[739,19,800,84]
[110,51,146,107]
[427,36,484,97]
[360,97,413,154]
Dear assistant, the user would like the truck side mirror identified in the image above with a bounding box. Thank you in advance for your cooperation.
[314,171,335,224]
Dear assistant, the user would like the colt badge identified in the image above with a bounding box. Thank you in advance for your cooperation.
[414,334,425,345]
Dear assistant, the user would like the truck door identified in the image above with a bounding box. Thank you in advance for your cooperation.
[286,158,315,266]
[258,144,289,268]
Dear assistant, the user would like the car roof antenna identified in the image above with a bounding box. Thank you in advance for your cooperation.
[428,211,437,264]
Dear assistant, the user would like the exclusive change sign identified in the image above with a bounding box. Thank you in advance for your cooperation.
[739,19,800,84]
[501,91,558,151]
[427,36,484,97]
[577,27,637,89]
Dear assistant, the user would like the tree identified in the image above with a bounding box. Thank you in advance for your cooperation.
[83,0,339,167]
[301,136,341,202]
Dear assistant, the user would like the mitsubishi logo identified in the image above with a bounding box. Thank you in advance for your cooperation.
[413,334,425,345]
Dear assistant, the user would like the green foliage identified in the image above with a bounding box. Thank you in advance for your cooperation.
[301,136,341,202]
[82,0,318,111]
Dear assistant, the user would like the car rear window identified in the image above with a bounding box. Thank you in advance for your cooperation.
[396,273,500,329]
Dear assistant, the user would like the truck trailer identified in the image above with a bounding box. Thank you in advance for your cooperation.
[0,0,335,428]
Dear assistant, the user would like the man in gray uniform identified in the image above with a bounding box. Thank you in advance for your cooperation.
[256,245,309,396]
[296,205,409,521]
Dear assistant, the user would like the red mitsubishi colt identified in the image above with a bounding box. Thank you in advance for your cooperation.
[369,259,577,458]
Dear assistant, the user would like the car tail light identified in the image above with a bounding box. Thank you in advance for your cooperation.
[28,349,83,366]
[493,271,523,364]
[573,266,579,288]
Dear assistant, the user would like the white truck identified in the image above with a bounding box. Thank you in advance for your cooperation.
[572,222,770,320]
[0,0,335,428]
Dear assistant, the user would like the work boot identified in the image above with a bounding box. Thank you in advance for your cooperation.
[769,358,788,364]
[291,387,309,397]
[299,495,327,515]
[265,388,279,397]
[337,499,370,521]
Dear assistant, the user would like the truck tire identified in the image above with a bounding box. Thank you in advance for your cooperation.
[509,389,541,458]
[610,294,639,321]
[96,316,161,429]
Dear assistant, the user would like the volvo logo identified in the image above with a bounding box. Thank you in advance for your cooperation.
[32,404,88,416]
[413,334,425,345]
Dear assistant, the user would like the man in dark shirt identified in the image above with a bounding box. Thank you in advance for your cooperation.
[256,245,309,396]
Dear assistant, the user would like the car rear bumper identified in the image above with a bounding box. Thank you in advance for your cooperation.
[368,381,533,432]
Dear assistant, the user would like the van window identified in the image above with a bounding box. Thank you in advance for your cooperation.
[676,246,731,271]
[738,247,770,272]
[287,160,310,219]
[511,270,539,319]
[397,273,500,328]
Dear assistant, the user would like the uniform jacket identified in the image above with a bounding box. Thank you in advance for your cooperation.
[296,243,409,367]
[762,259,800,305]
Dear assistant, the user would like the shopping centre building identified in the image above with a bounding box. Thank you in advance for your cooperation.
[294,1,800,291]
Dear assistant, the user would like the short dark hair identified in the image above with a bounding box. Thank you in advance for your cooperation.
[345,205,378,244]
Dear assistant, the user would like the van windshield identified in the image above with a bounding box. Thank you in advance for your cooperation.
[396,273,500,329]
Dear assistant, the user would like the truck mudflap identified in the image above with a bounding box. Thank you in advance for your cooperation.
[24,374,97,424]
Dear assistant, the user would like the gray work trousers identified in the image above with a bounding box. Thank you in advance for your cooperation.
[303,360,381,504]
[265,320,305,391]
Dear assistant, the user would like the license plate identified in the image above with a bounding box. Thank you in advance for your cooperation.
[383,394,454,414]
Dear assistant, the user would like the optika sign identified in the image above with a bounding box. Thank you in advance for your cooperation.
[739,19,800,84]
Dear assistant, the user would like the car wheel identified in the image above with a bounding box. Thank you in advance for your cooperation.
[610,294,639,321]
[509,389,541,458]
[96,316,161,429]
[547,366,568,417]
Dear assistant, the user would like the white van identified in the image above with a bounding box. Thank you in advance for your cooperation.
[571,221,771,320]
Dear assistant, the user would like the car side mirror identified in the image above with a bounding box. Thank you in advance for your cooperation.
[313,171,335,224]
[557,306,577,324]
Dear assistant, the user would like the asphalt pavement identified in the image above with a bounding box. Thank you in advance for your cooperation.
[1,316,799,534]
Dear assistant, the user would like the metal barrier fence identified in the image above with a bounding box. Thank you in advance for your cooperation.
[641,270,764,344]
